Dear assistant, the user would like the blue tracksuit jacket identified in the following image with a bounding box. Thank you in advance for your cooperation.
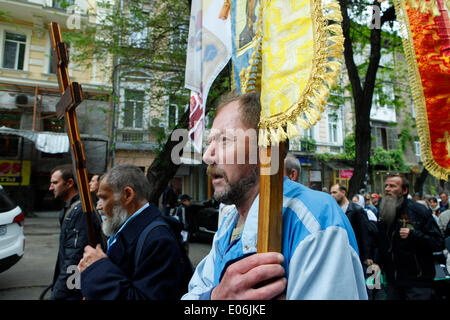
[182,178,368,300]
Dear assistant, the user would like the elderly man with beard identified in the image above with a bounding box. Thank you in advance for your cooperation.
[376,174,443,300]
[182,92,367,300]
[77,164,191,299]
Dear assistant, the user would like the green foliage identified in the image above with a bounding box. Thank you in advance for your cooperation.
[300,136,317,153]
[343,133,356,159]
[370,147,410,171]
[63,0,190,95]
[398,126,413,152]
[63,0,192,158]
[316,133,355,162]
[0,10,12,22]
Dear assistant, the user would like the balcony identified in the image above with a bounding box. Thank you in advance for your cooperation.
[0,0,89,27]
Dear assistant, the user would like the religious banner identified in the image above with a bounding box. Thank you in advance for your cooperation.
[185,0,232,153]
[230,0,260,93]
[393,0,450,180]
[228,0,344,253]
[230,0,344,147]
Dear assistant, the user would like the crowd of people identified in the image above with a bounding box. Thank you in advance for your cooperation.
[45,91,449,301]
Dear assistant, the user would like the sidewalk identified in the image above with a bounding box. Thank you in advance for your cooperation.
[32,211,59,218]
[0,212,211,299]
[0,212,60,299]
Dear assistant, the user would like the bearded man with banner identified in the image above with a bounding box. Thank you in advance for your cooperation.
[183,0,368,300]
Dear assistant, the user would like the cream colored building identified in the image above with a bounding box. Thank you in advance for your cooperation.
[0,0,111,213]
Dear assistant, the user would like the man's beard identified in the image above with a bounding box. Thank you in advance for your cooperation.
[207,165,258,206]
[380,195,404,229]
[102,202,129,237]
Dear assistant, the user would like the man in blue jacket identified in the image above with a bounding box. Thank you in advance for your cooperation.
[182,92,367,300]
[78,164,191,299]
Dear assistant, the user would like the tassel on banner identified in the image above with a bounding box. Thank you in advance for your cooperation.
[269,127,279,145]
[286,121,299,138]
[326,24,342,35]
[259,128,270,147]
[296,117,310,130]
[305,107,320,126]
[323,2,341,11]
[277,124,288,142]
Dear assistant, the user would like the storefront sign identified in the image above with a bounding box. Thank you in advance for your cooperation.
[340,169,354,179]
[310,170,322,182]
[0,160,31,186]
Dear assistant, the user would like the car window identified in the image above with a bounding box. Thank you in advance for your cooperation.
[0,188,16,212]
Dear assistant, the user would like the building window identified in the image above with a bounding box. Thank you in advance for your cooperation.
[52,0,75,9]
[0,136,21,157]
[328,113,339,144]
[414,140,421,161]
[43,117,65,132]
[303,127,315,140]
[127,5,150,49]
[48,41,70,74]
[123,89,145,129]
[372,126,398,150]
[121,132,144,142]
[169,23,188,52]
[168,104,177,129]
[128,20,149,49]
[48,47,55,74]
[2,32,26,70]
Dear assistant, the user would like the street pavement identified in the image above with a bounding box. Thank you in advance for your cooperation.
[0,212,212,300]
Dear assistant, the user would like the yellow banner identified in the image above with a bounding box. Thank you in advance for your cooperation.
[238,0,344,147]
[0,160,31,186]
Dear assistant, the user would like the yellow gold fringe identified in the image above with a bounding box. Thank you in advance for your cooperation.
[257,0,344,147]
[242,0,264,94]
[393,0,449,180]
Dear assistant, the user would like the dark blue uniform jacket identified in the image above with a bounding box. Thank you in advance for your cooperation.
[80,203,187,300]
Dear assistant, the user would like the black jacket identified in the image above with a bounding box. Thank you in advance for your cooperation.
[376,199,444,287]
[51,194,103,300]
[80,203,190,300]
[345,202,372,262]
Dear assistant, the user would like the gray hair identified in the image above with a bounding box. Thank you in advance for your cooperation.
[284,154,300,179]
[105,164,150,201]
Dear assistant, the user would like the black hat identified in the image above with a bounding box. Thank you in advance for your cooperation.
[179,194,191,201]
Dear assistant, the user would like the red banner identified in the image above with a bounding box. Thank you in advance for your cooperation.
[395,0,450,180]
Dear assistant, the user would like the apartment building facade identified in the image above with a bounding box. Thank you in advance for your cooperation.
[0,0,111,213]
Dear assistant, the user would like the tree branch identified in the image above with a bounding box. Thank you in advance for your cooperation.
[338,0,363,104]
[381,5,396,26]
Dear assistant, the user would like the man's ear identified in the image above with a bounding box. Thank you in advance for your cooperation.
[402,187,409,197]
[122,186,136,205]
[66,178,75,189]
[292,169,299,181]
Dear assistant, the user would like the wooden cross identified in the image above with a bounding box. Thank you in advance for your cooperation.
[49,22,97,247]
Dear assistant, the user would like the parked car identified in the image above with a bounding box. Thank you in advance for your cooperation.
[0,185,25,273]
[186,199,219,242]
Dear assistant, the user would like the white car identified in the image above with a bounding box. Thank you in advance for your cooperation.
[0,185,25,273]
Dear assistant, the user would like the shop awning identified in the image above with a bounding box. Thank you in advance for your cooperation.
[0,126,69,153]
[323,159,354,171]
[0,126,108,154]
